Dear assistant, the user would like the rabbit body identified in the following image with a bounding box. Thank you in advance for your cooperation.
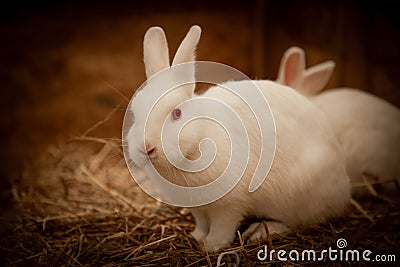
[312,88,400,190]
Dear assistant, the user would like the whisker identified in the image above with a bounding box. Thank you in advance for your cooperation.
[81,104,123,137]
[68,136,120,146]
[107,152,124,161]
[101,79,130,102]
[127,160,137,171]
[107,137,123,142]
[180,170,190,187]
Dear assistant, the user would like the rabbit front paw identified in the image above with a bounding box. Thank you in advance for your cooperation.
[190,228,207,242]
[202,237,231,253]
[243,221,290,243]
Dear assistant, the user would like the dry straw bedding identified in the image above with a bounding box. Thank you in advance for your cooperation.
[1,136,399,266]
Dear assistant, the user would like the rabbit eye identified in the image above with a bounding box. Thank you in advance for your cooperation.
[172,108,182,121]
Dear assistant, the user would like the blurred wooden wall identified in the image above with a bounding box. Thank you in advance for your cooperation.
[259,0,400,105]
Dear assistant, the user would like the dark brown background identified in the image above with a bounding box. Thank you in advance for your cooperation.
[0,0,399,206]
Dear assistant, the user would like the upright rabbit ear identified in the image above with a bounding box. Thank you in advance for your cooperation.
[171,25,202,96]
[276,46,306,88]
[143,26,170,78]
[300,61,335,95]
[172,25,202,66]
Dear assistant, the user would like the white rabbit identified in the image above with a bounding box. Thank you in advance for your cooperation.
[124,27,350,252]
[276,46,400,195]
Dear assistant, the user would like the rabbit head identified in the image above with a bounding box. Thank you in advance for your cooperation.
[125,26,203,176]
[276,46,335,95]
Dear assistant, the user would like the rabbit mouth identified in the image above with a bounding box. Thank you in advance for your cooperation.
[138,148,161,167]
[127,147,156,168]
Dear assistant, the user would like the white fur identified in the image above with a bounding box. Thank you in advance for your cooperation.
[276,46,400,196]
[312,89,400,193]
[126,27,350,252]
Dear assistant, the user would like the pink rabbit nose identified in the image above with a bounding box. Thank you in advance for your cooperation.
[144,143,156,156]
[146,147,156,156]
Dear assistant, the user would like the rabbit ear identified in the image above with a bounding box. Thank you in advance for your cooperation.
[170,25,202,96]
[276,46,306,87]
[143,26,170,78]
[300,61,335,95]
[172,25,201,66]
